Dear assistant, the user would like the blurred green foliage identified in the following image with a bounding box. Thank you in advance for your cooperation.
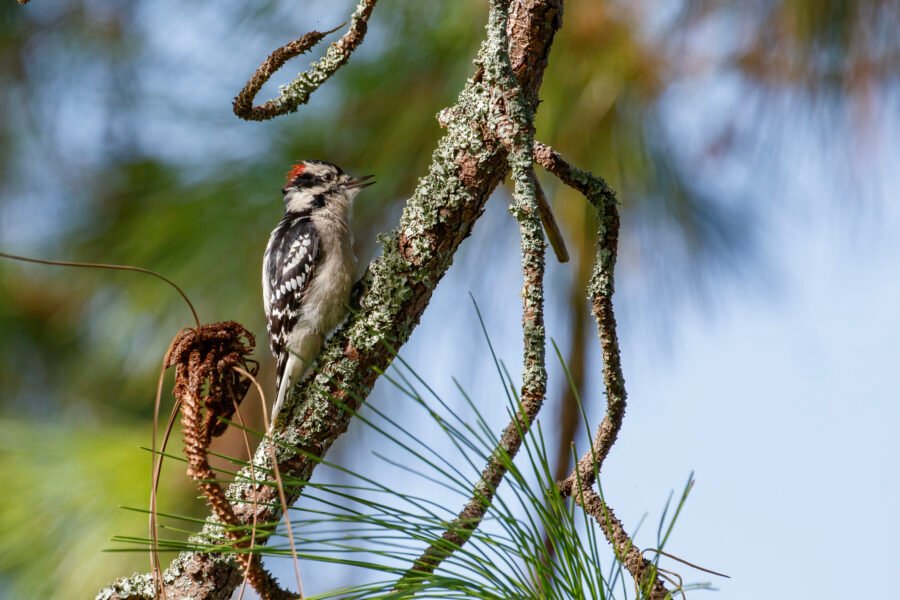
[0,0,895,596]
[0,419,194,599]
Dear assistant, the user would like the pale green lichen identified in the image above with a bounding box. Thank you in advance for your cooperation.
[398,0,556,581]
[96,572,156,600]
[274,0,375,114]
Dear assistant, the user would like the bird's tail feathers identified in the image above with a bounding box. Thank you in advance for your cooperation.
[270,353,310,427]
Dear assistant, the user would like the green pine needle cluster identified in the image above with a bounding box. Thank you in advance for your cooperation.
[108,320,706,599]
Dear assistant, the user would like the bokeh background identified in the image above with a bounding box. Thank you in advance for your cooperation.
[1,0,898,598]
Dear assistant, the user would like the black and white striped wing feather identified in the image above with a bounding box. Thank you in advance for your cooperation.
[263,216,319,390]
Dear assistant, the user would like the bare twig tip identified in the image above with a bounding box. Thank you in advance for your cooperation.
[323,22,347,36]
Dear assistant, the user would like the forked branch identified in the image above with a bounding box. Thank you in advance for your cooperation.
[99,0,575,596]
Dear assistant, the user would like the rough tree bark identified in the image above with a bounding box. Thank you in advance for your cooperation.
[98,1,565,598]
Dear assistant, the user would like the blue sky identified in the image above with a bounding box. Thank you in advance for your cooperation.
[613,198,900,597]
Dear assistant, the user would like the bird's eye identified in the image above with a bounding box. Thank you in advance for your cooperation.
[325,173,336,182]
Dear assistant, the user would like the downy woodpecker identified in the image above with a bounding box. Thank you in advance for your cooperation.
[262,160,373,424]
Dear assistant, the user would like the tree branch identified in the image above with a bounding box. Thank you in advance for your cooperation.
[98,1,563,598]
[533,141,624,495]
[535,141,671,597]
[401,0,549,579]
[573,486,670,600]
[232,0,378,121]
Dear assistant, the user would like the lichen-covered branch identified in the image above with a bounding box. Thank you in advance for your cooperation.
[232,0,378,121]
[402,0,549,580]
[573,486,670,600]
[98,1,563,598]
[535,142,670,597]
[533,141,623,495]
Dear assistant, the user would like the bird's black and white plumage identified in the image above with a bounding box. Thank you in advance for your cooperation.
[262,160,373,425]
[264,215,319,395]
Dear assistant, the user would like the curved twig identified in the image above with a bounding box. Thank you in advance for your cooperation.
[233,0,378,121]
[166,323,294,600]
[0,251,200,329]
[402,0,548,582]
[531,143,622,495]
[535,142,672,597]
[574,485,670,599]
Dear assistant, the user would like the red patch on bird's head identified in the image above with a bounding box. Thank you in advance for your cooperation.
[286,163,306,183]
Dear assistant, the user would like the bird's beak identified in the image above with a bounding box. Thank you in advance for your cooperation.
[345,174,376,190]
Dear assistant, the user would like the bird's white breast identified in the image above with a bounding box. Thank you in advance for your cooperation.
[296,205,356,337]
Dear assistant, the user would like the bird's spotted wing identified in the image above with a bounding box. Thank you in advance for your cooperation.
[263,216,319,390]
